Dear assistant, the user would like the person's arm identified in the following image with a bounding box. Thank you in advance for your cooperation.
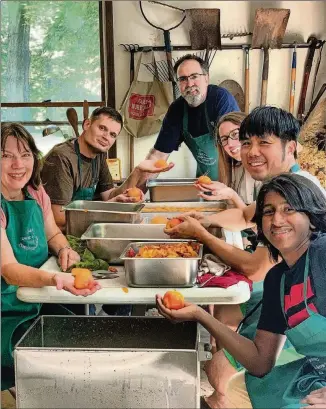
[156,296,285,377]
[195,181,247,210]
[44,210,80,272]
[207,202,256,231]
[165,215,275,279]
[1,226,100,295]
[51,204,66,232]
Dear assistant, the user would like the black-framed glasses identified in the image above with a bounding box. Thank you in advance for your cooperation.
[176,73,207,84]
[219,129,240,147]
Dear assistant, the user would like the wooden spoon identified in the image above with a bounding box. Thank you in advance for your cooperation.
[83,100,89,121]
[66,108,79,137]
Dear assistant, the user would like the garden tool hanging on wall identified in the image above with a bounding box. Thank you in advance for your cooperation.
[252,8,290,106]
[139,1,186,100]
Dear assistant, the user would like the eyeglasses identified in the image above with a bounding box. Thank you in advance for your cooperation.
[219,129,240,147]
[176,73,206,84]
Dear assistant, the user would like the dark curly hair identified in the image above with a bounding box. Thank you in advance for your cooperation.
[1,122,42,190]
[254,173,326,261]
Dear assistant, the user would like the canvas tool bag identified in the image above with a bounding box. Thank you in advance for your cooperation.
[120,51,173,138]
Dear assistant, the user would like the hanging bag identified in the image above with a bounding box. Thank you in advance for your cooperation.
[120,51,173,138]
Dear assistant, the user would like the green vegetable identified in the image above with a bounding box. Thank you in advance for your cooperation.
[64,235,109,273]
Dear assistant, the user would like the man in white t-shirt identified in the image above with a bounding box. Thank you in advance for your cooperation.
[165,106,325,409]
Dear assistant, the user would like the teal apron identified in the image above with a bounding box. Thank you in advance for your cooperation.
[1,191,49,390]
[225,162,303,369]
[246,249,326,409]
[182,102,219,180]
[73,139,98,201]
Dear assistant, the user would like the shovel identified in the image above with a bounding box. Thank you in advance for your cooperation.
[252,8,290,106]
[186,9,221,50]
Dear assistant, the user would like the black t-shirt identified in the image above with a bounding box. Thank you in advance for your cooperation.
[154,85,239,154]
[257,233,326,335]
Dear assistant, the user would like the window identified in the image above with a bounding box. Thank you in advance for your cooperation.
[1,1,114,155]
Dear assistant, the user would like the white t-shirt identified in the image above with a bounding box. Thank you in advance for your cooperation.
[295,169,326,196]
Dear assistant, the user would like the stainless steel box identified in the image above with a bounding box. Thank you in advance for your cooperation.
[81,223,190,264]
[63,200,144,237]
[147,178,199,202]
[120,241,203,287]
[15,316,205,408]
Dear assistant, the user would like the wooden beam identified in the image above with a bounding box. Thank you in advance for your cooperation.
[2,102,104,108]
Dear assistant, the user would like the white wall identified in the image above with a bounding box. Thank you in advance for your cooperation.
[113,1,326,178]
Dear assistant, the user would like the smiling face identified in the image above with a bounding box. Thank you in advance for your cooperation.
[1,134,34,195]
[82,114,121,155]
[176,59,209,107]
[240,134,296,181]
[262,191,311,257]
[218,121,241,161]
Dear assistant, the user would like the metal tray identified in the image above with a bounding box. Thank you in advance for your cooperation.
[63,200,144,237]
[120,241,203,288]
[147,178,199,202]
[142,201,227,213]
[81,223,189,264]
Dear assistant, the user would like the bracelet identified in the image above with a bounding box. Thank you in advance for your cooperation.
[57,246,71,257]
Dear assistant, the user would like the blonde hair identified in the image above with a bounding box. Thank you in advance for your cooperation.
[216,112,247,186]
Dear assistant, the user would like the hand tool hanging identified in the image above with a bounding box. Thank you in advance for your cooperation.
[66,107,79,137]
[297,36,318,122]
[243,46,250,114]
[139,1,186,100]
[252,8,290,106]
[289,43,297,114]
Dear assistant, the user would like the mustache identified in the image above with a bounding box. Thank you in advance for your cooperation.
[185,86,200,94]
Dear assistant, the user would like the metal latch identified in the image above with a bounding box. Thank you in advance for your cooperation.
[198,343,212,361]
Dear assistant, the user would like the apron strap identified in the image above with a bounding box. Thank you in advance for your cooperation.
[290,163,301,173]
[74,140,98,187]
[182,101,214,139]
[280,248,315,324]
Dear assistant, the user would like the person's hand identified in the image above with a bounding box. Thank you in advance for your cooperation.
[58,247,80,272]
[164,215,207,240]
[53,272,102,297]
[137,159,175,174]
[301,386,326,408]
[179,211,212,229]
[195,181,236,202]
[112,189,145,203]
[156,294,201,322]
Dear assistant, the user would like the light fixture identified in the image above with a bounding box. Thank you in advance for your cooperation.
[42,118,64,137]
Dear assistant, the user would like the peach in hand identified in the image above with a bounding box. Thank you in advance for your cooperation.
[162,290,185,310]
[127,187,142,201]
[166,218,183,229]
[72,268,94,290]
[154,159,168,168]
[197,175,212,185]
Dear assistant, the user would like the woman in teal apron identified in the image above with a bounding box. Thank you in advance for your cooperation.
[156,173,326,408]
[1,123,100,391]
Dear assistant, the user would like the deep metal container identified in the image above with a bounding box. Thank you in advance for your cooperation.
[81,223,191,264]
[63,200,144,237]
[15,316,209,408]
[147,178,199,202]
[120,241,203,287]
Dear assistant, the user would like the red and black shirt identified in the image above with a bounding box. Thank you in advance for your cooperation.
[257,233,326,334]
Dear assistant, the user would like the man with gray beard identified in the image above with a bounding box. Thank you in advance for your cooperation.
[146,55,239,180]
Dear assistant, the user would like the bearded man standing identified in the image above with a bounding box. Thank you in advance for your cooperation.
[145,55,239,180]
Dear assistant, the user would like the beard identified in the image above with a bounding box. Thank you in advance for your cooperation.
[182,86,205,107]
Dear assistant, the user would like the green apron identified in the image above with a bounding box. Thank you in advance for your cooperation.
[1,191,49,390]
[246,249,326,409]
[182,102,219,181]
[73,139,98,201]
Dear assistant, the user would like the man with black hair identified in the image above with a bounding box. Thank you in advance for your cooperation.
[165,106,325,409]
[42,106,173,231]
[145,55,239,180]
